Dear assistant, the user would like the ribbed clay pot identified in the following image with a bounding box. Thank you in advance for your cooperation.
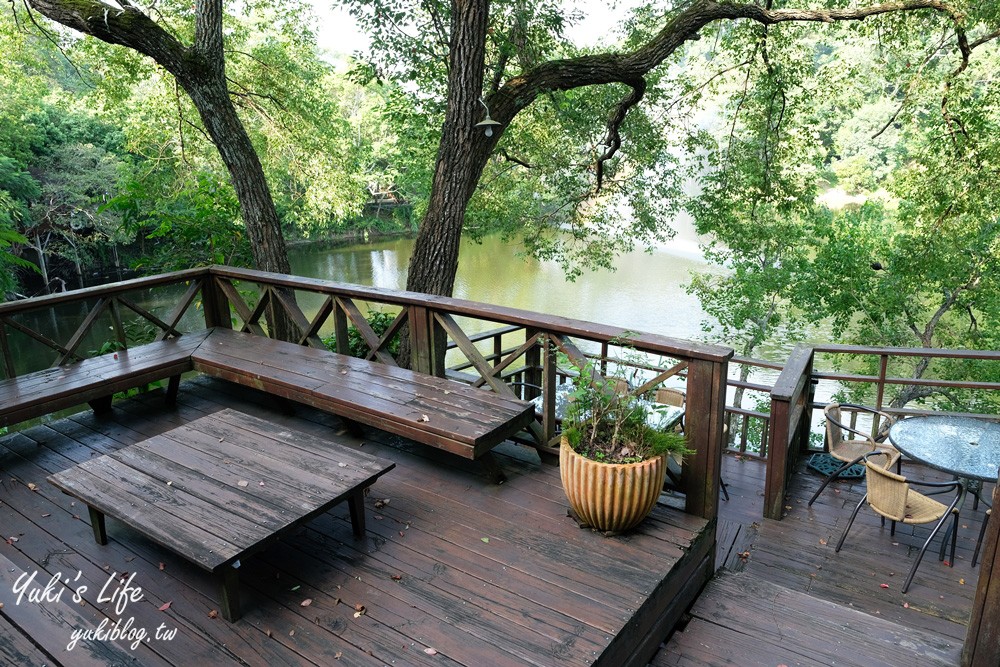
[559,437,667,533]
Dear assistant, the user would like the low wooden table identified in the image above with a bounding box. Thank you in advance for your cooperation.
[47,408,395,621]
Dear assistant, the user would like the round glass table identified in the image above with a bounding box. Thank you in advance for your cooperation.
[889,415,1000,483]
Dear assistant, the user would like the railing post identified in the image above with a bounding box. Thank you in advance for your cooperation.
[333,300,351,356]
[684,357,729,521]
[764,345,814,520]
[524,327,542,402]
[201,273,232,329]
[963,471,1000,666]
[408,306,446,377]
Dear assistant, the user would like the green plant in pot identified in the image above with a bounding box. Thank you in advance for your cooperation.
[559,357,690,533]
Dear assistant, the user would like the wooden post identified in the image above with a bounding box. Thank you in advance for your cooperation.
[408,306,445,377]
[333,300,351,356]
[764,345,814,520]
[201,273,232,329]
[962,472,1000,666]
[683,357,728,521]
[524,327,542,401]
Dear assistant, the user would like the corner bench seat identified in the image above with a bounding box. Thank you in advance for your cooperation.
[2,327,534,466]
[0,329,210,428]
[190,327,535,460]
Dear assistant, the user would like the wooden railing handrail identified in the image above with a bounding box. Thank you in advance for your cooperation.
[0,268,207,315]
[813,343,1000,360]
[208,265,734,363]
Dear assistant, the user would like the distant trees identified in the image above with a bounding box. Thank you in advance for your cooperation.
[1,2,398,293]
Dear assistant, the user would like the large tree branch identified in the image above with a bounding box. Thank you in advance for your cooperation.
[596,78,645,192]
[490,0,966,125]
[26,0,191,77]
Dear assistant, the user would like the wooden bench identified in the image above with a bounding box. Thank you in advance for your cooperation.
[47,408,395,621]
[0,329,211,429]
[190,327,535,473]
[3,325,533,480]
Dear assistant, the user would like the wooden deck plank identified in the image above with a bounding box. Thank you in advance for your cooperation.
[656,572,961,667]
[0,426,329,666]
[0,376,710,666]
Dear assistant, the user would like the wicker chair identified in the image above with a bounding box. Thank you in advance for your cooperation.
[835,451,962,594]
[808,402,898,506]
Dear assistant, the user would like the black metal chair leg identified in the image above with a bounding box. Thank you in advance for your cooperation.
[808,455,864,506]
[903,510,958,594]
[835,493,868,553]
[720,478,730,502]
[973,511,991,567]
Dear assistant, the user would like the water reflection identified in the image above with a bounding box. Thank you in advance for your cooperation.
[289,235,714,343]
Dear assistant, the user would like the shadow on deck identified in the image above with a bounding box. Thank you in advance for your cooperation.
[0,377,713,667]
[655,451,987,666]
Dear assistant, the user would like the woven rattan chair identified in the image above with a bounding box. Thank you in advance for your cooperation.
[835,451,962,594]
[808,402,898,506]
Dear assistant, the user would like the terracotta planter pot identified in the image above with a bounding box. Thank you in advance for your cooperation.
[559,438,667,533]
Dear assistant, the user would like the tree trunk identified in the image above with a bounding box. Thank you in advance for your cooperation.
[405,0,492,297]
[181,75,290,276]
[25,0,290,279]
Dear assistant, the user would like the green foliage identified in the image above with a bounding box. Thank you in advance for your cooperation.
[322,310,401,359]
[561,354,689,465]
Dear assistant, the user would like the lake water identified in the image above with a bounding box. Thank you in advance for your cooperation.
[289,233,716,350]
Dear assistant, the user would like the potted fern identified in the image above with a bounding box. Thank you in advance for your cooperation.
[559,358,689,533]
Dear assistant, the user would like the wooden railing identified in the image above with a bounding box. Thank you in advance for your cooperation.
[763,344,1000,521]
[0,266,733,521]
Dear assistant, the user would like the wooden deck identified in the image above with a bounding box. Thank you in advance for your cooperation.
[655,450,987,666]
[0,377,712,666]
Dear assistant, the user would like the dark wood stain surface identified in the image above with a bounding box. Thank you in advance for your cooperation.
[0,377,710,666]
[654,453,985,666]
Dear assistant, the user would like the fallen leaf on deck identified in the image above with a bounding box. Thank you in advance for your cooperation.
[354,603,365,612]
[374,499,389,509]
[481,537,490,544]
[41,513,50,518]
[208,609,218,619]
[289,630,295,636]
[300,599,313,607]
[424,648,438,655]
[6,536,17,544]
[818,538,827,545]
[879,583,889,589]
[290,585,300,591]
[418,414,430,422]
[0,602,4,609]
[259,481,265,486]
[960,578,966,585]
[266,629,272,638]
[335,651,342,659]
[391,574,402,581]
[159,562,166,571]
[27,483,37,492]
[903,602,909,609]
[159,601,172,611]
[237,480,249,488]
[338,463,347,467]
[399,531,405,537]
[166,481,173,487]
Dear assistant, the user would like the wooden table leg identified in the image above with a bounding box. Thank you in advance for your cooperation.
[347,489,367,538]
[219,564,241,622]
[88,506,107,545]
